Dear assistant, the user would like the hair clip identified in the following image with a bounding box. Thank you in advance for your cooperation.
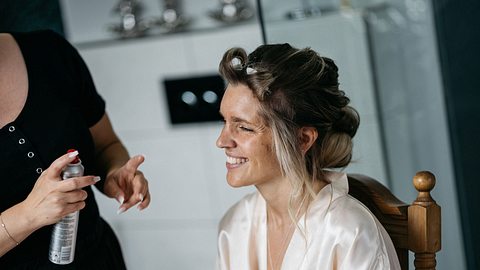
[231,57,243,70]
[246,67,257,74]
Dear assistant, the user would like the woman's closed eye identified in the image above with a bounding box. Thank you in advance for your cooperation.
[239,125,254,132]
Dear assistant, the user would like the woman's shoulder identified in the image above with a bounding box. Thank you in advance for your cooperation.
[333,193,377,218]
[326,193,387,242]
[308,173,383,237]
[218,192,261,232]
[321,195,401,269]
[318,172,384,236]
[10,30,76,68]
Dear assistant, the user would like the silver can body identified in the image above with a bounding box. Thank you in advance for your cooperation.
[48,162,84,264]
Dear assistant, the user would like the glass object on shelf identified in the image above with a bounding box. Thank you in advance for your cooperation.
[108,0,151,38]
[155,0,192,32]
[208,0,255,24]
[285,0,341,20]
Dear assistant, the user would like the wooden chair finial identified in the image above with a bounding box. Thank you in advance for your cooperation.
[413,171,436,205]
[409,171,441,270]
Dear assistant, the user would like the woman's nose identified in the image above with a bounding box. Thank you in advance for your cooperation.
[216,127,234,148]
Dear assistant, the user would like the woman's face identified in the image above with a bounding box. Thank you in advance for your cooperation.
[216,83,283,188]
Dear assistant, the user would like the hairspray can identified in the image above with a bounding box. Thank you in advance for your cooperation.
[48,149,84,264]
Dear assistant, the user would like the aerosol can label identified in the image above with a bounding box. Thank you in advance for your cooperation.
[48,151,84,265]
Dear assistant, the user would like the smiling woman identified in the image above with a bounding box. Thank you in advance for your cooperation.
[217,83,279,188]
[215,44,401,270]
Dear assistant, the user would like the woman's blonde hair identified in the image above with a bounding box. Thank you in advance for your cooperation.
[219,44,359,219]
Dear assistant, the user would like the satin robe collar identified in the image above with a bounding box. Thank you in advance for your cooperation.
[253,171,347,270]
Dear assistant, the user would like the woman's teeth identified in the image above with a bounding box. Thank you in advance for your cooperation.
[227,156,248,164]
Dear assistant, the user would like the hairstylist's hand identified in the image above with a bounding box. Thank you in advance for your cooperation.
[103,155,151,214]
[21,151,100,229]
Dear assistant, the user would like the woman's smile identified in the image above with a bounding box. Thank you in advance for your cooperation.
[226,155,249,168]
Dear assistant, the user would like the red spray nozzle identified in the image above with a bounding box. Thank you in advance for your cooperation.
[67,149,80,164]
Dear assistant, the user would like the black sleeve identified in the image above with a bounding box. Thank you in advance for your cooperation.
[45,30,106,127]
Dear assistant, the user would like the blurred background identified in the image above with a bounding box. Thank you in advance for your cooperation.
[0,0,478,269]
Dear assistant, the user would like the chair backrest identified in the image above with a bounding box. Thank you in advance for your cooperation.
[347,171,441,270]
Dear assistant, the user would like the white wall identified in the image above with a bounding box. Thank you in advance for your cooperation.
[78,25,262,269]
[60,1,260,268]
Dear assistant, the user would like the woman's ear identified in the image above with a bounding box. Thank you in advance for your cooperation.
[299,126,318,154]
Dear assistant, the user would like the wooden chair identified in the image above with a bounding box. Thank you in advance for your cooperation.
[347,171,441,270]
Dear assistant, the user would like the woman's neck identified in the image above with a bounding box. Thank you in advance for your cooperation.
[257,178,301,227]
[257,176,329,227]
[258,175,330,270]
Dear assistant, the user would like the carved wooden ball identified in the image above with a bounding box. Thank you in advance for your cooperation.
[413,171,436,192]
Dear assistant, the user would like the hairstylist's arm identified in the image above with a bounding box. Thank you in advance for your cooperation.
[89,113,151,214]
[0,152,99,256]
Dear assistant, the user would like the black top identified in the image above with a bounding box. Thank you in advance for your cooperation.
[0,30,117,268]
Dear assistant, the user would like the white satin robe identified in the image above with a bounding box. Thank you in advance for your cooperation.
[216,172,401,270]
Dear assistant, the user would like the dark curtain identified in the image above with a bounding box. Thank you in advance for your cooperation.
[433,0,480,269]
